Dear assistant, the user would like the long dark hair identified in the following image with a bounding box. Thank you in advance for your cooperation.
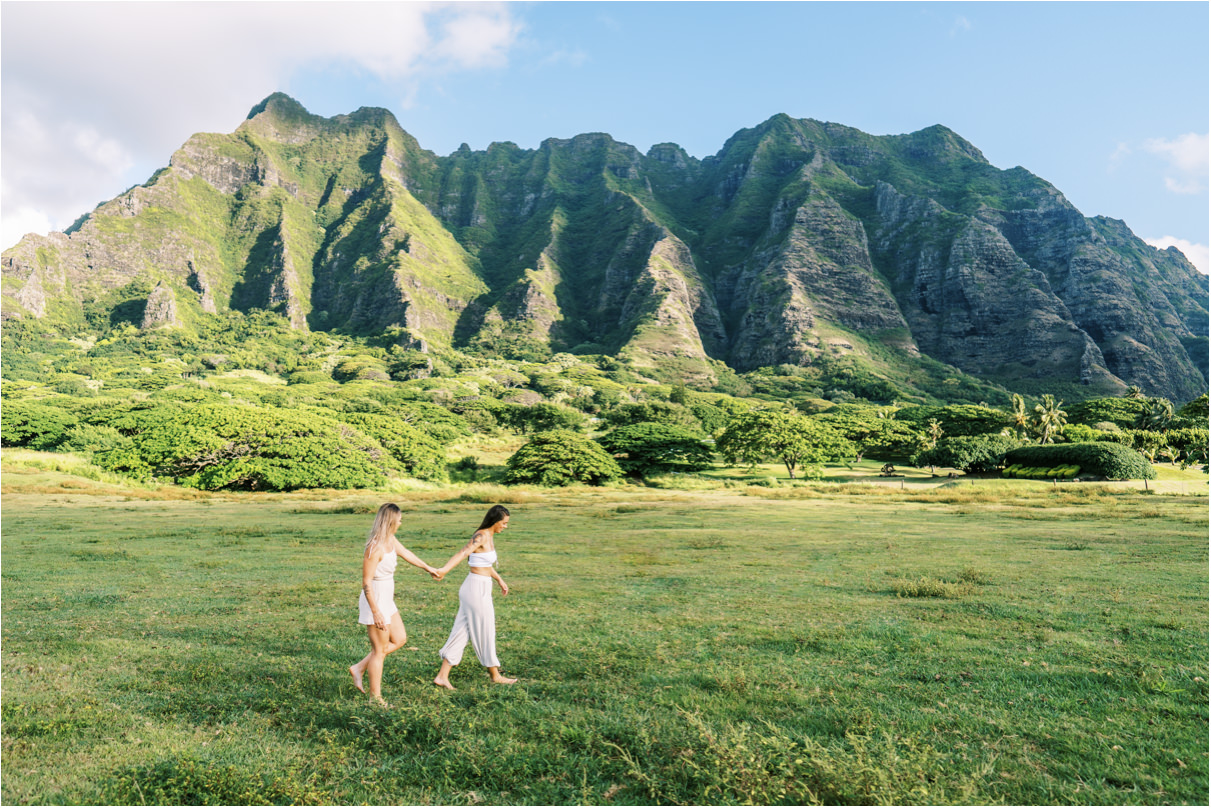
[478,505,510,531]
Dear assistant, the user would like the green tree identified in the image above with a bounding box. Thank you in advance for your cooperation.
[1123,385,1146,399]
[716,409,854,479]
[1134,398,1174,431]
[596,423,714,478]
[1165,427,1209,468]
[811,404,921,462]
[490,402,587,434]
[0,402,78,450]
[600,401,704,435]
[1030,395,1067,444]
[1177,394,1209,422]
[1066,397,1150,429]
[504,430,622,487]
[1009,393,1030,439]
[912,435,1022,473]
[894,404,1013,438]
[1125,429,1167,463]
[95,403,392,491]
[924,418,944,447]
[333,412,448,482]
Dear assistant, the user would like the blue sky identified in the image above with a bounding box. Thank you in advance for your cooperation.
[3,1,1208,271]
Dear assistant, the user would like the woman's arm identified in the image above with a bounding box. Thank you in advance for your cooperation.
[436,532,484,576]
[488,565,509,596]
[362,548,387,630]
[391,537,440,578]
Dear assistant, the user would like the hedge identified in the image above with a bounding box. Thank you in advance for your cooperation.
[1002,442,1155,480]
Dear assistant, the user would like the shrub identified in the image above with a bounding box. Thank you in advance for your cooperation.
[1166,428,1209,467]
[893,404,1013,437]
[0,401,78,450]
[95,403,392,490]
[332,356,388,382]
[1122,429,1167,462]
[490,401,587,434]
[56,424,133,455]
[596,423,715,478]
[332,412,449,482]
[1066,397,1149,429]
[912,435,1022,473]
[504,430,622,487]
[1061,423,1101,443]
[600,401,704,435]
[452,456,479,471]
[1003,442,1155,480]
[1177,393,1208,423]
[390,401,470,443]
[288,370,331,385]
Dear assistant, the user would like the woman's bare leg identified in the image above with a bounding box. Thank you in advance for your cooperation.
[434,658,456,690]
[352,614,407,697]
[487,666,517,684]
[365,624,390,702]
[383,612,408,654]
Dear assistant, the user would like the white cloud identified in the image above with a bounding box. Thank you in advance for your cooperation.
[1108,142,1131,172]
[1142,133,1209,195]
[0,207,54,256]
[537,49,590,69]
[950,16,972,36]
[1146,236,1209,275]
[1,1,522,250]
[431,6,521,69]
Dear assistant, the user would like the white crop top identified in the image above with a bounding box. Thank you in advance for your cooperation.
[468,549,497,568]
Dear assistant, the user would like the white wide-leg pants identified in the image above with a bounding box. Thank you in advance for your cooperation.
[439,573,500,668]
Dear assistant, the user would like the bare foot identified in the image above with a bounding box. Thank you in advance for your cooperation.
[433,677,455,691]
[370,695,389,707]
[490,675,518,685]
[349,664,365,694]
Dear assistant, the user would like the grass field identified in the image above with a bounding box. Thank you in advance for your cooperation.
[1,453,1208,805]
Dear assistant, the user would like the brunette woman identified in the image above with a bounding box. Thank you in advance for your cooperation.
[433,505,516,689]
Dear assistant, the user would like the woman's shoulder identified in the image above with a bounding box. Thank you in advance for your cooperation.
[470,529,492,548]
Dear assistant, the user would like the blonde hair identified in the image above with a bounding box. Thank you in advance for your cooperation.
[365,503,403,555]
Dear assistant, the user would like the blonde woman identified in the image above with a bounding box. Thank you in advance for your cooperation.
[433,505,517,690]
[350,503,440,704]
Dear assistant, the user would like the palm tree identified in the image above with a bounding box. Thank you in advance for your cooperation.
[1031,394,1067,444]
[1135,398,1174,431]
[1123,385,1145,399]
[1010,393,1029,439]
[925,418,943,447]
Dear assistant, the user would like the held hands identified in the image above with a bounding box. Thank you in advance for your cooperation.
[428,567,445,581]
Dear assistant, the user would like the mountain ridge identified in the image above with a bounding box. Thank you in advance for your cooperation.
[3,93,1206,402]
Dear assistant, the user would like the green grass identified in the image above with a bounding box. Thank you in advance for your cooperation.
[1,465,1207,804]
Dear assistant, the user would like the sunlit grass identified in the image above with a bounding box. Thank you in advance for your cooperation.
[1,454,1207,804]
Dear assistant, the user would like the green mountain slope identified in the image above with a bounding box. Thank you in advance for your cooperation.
[3,94,1206,402]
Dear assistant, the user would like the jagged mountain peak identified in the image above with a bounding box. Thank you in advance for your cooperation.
[245,92,312,121]
[892,123,988,164]
[2,98,1205,402]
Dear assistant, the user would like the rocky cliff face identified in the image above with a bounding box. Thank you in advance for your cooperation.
[3,94,1206,401]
